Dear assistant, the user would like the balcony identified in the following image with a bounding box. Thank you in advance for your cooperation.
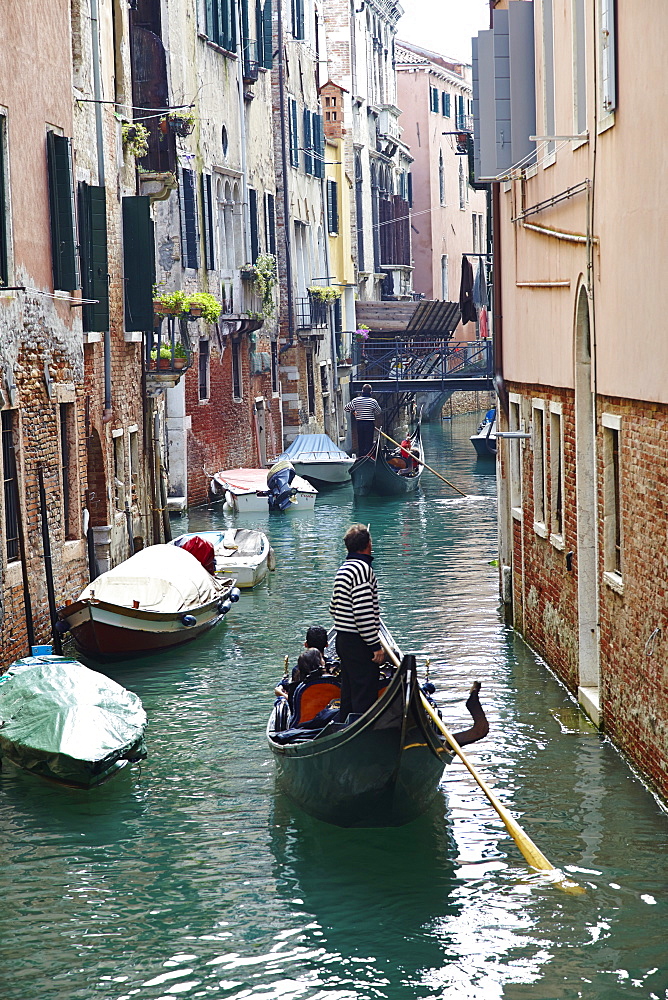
[243,40,260,82]
[143,317,193,394]
[296,294,329,331]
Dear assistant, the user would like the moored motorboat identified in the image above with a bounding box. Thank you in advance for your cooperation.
[266,622,488,827]
[349,423,424,497]
[0,653,147,788]
[210,463,317,512]
[172,528,273,588]
[277,434,354,489]
[57,544,238,660]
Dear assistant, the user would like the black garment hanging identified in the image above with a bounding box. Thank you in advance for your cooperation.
[459,255,477,325]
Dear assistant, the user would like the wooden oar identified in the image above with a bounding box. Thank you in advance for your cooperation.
[378,430,468,497]
[379,636,585,895]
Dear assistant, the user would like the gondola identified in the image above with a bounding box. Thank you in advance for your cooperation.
[266,622,488,827]
[349,422,424,496]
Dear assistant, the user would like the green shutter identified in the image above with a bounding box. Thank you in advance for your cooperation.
[303,108,312,173]
[249,187,259,261]
[262,0,273,68]
[313,112,324,178]
[180,169,200,269]
[327,179,339,234]
[47,132,78,292]
[205,0,215,37]
[289,99,299,167]
[78,183,110,332]
[201,173,215,270]
[122,196,155,332]
[0,123,8,286]
[265,192,276,255]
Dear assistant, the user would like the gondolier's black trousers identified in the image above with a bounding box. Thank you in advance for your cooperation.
[336,631,379,723]
[355,419,376,456]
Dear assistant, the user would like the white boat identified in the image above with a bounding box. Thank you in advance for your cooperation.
[277,434,354,488]
[470,415,496,458]
[210,466,317,512]
[172,529,273,588]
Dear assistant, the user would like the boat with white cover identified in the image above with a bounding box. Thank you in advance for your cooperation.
[277,434,354,488]
[172,528,273,588]
[210,466,317,512]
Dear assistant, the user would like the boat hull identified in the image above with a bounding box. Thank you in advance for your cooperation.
[290,459,353,488]
[226,487,316,512]
[470,420,496,458]
[60,598,226,660]
[172,530,270,588]
[350,453,422,496]
[267,655,450,827]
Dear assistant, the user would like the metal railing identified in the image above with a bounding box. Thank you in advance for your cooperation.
[352,337,493,382]
[296,295,329,330]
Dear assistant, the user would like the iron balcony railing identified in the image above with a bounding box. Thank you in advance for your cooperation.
[352,337,493,382]
[296,295,329,330]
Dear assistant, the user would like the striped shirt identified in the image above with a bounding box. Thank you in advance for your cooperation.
[344,395,381,421]
[329,553,381,649]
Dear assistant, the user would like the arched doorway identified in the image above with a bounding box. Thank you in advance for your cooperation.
[574,282,600,720]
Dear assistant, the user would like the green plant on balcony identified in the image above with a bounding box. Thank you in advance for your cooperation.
[122,122,150,159]
[186,292,222,324]
[153,290,189,317]
[166,109,196,137]
[252,253,277,318]
[307,285,341,304]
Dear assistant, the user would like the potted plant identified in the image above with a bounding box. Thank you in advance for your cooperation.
[185,292,222,324]
[167,109,196,137]
[240,264,258,282]
[121,121,150,159]
[172,342,188,369]
[149,344,176,370]
[252,253,277,318]
[355,324,370,344]
[307,285,341,305]
[153,290,188,318]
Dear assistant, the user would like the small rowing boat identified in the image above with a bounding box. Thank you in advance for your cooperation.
[266,622,488,827]
[172,528,273,588]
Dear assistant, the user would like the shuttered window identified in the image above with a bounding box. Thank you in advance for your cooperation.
[0,119,8,286]
[46,132,78,292]
[262,0,273,67]
[264,192,276,255]
[180,168,200,270]
[312,112,324,178]
[600,0,617,113]
[1,410,20,562]
[201,173,215,270]
[78,183,109,332]
[442,92,450,117]
[326,179,339,234]
[303,108,313,174]
[248,186,259,262]
[292,0,304,40]
[122,196,155,332]
[289,98,299,167]
[205,0,237,52]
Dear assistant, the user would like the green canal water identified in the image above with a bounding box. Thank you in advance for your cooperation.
[1,415,667,1000]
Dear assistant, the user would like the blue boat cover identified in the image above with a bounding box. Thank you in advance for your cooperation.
[280,434,349,460]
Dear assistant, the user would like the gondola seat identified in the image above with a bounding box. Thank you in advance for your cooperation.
[290,675,341,727]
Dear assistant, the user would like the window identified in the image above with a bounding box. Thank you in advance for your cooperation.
[312,112,325,178]
[270,339,279,394]
[542,0,556,158]
[602,414,622,580]
[458,159,466,210]
[441,91,449,117]
[302,108,313,174]
[199,338,210,401]
[122,196,155,332]
[113,430,125,511]
[292,0,304,39]
[231,339,242,400]
[573,0,587,134]
[600,0,617,114]
[429,87,439,113]
[472,214,477,252]
[532,401,547,533]
[440,254,448,300]
[180,169,200,269]
[306,352,315,416]
[201,173,216,270]
[326,179,339,234]
[456,94,465,128]
[355,151,364,270]
[0,117,9,286]
[264,192,276,256]
[438,150,445,206]
[129,427,139,503]
[1,410,20,562]
[204,0,237,52]
[549,405,564,543]
[289,98,299,167]
[256,0,273,69]
[46,132,78,292]
[248,186,259,262]
[59,402,77,540]
[320,361,329,396]
[78,182,109,332]
[509,396,522,514]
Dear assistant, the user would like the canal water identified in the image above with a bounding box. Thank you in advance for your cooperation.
[1,415,667,1000]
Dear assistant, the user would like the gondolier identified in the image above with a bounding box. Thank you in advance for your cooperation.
[329,523,385,722]
[344,384,381,456]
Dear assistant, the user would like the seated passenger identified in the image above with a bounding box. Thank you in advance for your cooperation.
[274,648,324,708]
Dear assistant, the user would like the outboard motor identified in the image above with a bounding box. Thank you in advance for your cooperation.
[266,459,298,511]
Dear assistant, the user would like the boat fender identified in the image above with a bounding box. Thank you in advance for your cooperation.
[218,599,233,614]
[181,614,198,627]
[229,588,241,603]
[223,490,235,511]
[268,546,276,572]
[421,681,436,695]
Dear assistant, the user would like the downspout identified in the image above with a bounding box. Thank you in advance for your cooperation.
[236,3,250,267]
[277,0,296,353]
[489,0,507,421]
[90,0,112,421]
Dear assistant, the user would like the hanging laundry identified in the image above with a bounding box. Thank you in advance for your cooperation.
[472,260,488,311]
[479,306,489,339]
[459,255,476,325]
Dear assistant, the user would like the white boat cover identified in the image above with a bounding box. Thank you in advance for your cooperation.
[215,468,316,494]
[78,544,228,612]
[280,434,350,462]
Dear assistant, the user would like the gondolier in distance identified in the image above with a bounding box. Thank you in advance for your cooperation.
[329,523,385,723]
[344,384,381,456]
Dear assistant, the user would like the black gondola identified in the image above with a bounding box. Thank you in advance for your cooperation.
[266,624,488,827]
[349,423,424,496]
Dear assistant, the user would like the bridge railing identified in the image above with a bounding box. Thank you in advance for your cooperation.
[352,338,492,382]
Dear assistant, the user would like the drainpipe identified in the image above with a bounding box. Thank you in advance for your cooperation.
[236,3,250,268]
[277,0,296,353]
[90,0,112,421]
[492,179,507,420]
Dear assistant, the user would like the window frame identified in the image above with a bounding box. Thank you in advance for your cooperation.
[1,409,20,563]
[532,399,548,536]
[549,402,565,548]
[602,412,623,590]
[199,337,211,401]
[112,429,126,512]
[0,113,11,287]
[59,401,78,541]
[231,338,242,401]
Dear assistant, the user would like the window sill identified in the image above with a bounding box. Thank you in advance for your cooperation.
[5,560,22,589]
[83,332,103,344]
[550,532,565,551]
[543,152,556,169]
[603,570,624,595]
[598,110,615,135]
[63,539,85,562]
[203,38,237,59]
[511,506,522,522]
[533,520,549,539]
